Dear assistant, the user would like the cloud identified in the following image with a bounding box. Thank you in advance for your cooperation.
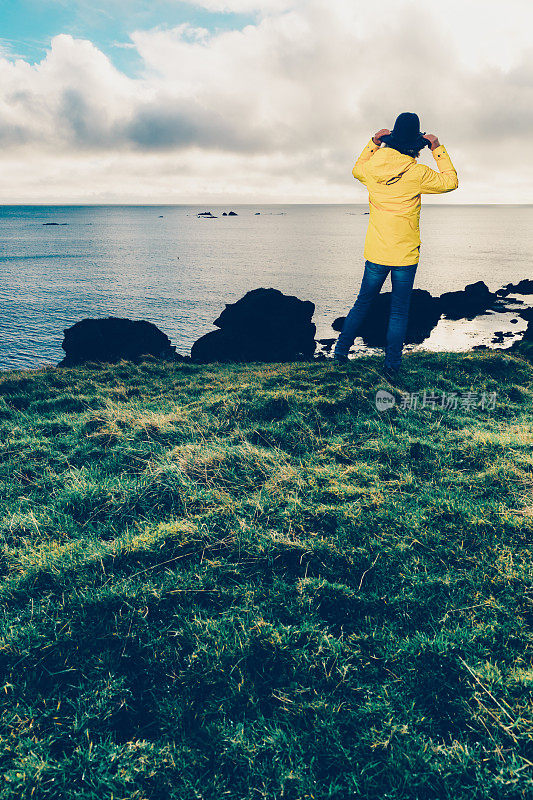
[0,0,532,202]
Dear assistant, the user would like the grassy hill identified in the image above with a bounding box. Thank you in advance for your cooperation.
[0,350,532,799]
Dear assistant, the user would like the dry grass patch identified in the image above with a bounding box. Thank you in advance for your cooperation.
[168,441,287,493]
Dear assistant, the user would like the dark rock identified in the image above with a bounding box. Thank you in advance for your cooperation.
[158,215,164,217]
[491,331,515,344]
[60,317,186,366]
[330,280,530,350]
[522,320,533,342]
[497,279,533,297]
[511,318,518,323]
[255,212,261,215]
[222,212,228,216]
[43,222,68,225]
[511,316,533,353]
[228,211,238,216]
[317,338,336,351]
[438,281,497,319]
[191,288,316,363]
[515,279,533,293]
[198,211,217,218]
[472,344,489,350]
[332,289,441,347]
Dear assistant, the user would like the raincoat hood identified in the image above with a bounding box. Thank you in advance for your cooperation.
[363,146,416,185]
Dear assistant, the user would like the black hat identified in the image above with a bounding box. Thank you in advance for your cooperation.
[380,112,429,156]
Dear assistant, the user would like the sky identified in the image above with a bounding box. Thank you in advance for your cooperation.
[0,0,532,204]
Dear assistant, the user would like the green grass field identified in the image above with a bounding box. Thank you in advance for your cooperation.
[0,350,532,799]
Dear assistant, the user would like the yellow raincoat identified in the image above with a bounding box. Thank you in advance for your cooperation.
[353,138,458,266]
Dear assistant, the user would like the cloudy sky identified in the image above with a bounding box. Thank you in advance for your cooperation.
[1,0,532,203]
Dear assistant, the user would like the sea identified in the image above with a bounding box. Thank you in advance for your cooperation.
[1,204,532,371]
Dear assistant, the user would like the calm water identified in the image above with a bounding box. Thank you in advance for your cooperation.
[1,204,533,371]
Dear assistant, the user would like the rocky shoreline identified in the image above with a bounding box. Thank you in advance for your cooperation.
[56,279,533,366]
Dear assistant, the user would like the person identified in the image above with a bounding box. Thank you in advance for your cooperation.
[333,111,458,381]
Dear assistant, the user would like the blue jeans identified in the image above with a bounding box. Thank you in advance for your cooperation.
[334,260,418,370]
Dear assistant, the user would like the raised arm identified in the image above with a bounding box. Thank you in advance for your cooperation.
[419,134,458,194]
[352,129,390,184]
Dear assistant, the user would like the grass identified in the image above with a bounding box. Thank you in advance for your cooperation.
[0,349,532,799]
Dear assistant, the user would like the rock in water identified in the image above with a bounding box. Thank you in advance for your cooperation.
[438,281,497,319]
[517,318,533,343]
[191,288,316,363]
[510,315,533,362]
[332,289,441,346]
[60,317,185,366]
[497,279,533,297]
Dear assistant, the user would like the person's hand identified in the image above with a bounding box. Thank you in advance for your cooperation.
[423,133,441,151]
[372,129,390,145]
